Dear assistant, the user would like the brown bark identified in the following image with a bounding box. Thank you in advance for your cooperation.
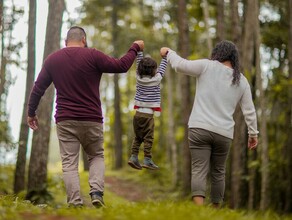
[285,0,292,212]
[202,0,212,51]
[230,0,241,46]
[112,0,123,169]
[166,67,178,186]
[178,0,191,196]
[82,148,89,171]
[27,0,65,202]
[0,0,5,108]
[229,0,244,209]
[0,1,2,31]
[230,106,246,209]
[216,0,225,43]
[14,0,37,194]
[230,0,258,209]
[252,0,269,211]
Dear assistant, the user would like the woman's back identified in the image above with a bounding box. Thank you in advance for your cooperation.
[189,59,249,139]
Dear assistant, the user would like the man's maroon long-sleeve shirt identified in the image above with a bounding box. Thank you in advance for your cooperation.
[28,43,140,123]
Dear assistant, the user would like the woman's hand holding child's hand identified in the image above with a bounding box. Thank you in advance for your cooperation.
[160,47,170,58]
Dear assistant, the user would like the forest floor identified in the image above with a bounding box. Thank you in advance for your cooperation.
[17,174,156,220]
[105,175,149,202]
[2,166,292,220]
[80,168,173,207]
[79,174,157,208]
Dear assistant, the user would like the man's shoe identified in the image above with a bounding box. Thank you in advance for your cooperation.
[142,157,159,170]
[90,192,105,208]
[128,155,142,170]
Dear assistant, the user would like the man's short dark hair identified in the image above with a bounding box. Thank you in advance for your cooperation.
[66,26,86,42]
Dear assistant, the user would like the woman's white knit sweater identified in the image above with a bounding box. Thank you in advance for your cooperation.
[167,49,259,139]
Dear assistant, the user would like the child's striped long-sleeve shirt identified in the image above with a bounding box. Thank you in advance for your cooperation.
[134,51,167,111]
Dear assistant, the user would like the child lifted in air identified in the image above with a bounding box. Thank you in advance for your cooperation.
[128,49,167,170]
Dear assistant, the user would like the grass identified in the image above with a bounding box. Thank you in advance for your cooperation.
[1,165,292,220]
[1,195,291,220]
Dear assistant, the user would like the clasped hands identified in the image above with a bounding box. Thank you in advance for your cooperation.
[134,40,170,58]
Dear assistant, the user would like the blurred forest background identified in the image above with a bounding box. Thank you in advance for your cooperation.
[0,0,291,215]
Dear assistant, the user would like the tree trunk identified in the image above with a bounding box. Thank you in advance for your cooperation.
[202,0,212,51]
[0,0,7,110]
[14,0,36,194]
[0,0,4,108]
[247,76,257,210]
[285,0,292,212]
[241,0,254,69]
[230,0,241,46]
[82,148,89,171]
[112,0,123,169]
[26,0,65,203]
[178,0,191,197]
[0,1,2,32]
[230,106,246,209]
[0,9,5,104]
[252,0,269,211]
[230,0,257,209]
[216,0,225,43]
[166,67,178,186]
[113,74,123,169]
[126,69,134,159]
[229,0,243,209]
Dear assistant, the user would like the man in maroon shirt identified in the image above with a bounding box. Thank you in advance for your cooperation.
[27,26,144,208]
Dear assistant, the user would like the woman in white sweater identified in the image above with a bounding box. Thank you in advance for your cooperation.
[160,40,258,207]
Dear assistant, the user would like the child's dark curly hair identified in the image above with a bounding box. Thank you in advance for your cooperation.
[211,40,241,86]
[138,57,157,78]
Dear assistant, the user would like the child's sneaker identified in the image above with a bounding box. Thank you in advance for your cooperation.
[142,157,159,170]
[128,155,142,170]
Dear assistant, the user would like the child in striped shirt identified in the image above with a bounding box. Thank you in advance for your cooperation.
[128,50,167,170]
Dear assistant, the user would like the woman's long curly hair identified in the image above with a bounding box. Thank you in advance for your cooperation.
[211,40,241,86]
[138,57,157,78]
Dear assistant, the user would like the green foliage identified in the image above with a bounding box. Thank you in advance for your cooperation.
[0,117,12,144]
[0,1,23,161]
[0,165,14,194]
[0,112,14,155]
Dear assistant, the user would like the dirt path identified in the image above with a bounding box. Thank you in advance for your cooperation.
[105,176,149,202]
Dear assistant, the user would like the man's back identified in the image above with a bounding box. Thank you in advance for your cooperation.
[28,43,141,123]
[45,47,104,123]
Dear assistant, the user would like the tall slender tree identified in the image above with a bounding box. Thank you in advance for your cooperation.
[229,0,246,208]
[177,0,191,196]
[0,0,6,104]
[216,0,225,43]
[201,0,212,52]
[230,0,240,46]
[26,0,65,203]
[0,1,2,31]
[166,67,178,186]
[14,0,36,194]
[285,0,292,212]
[112,0,123,169]
[229,0,260,209]
[251,0,269,211]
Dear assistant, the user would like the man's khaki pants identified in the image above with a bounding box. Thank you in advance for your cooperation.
[56,120,104,205]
